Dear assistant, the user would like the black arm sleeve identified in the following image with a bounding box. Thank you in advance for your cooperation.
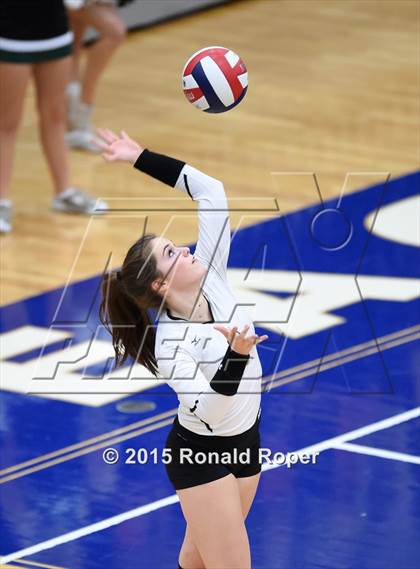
[210,347,250,396]
[133,149,185,188]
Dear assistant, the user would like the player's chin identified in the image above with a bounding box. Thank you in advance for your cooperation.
[184,256,200,270]
[189,263,204,282]
[175,261,200,281]
[191,258,205,276]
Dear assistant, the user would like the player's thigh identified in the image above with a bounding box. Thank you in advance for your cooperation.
[33,56,71,118]
[181,473,261,550]
[238,471,261,520]
[86,4,126,40]
[0,62,31,129]
[180,524,206,569]
[67,8,89,49]
[177,474,250,568]
[181,473,261,567]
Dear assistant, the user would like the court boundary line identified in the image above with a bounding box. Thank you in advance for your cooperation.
[333,442,420,464]
[1,325,418,484]
[0,558,67,569]
[1,406,419,564]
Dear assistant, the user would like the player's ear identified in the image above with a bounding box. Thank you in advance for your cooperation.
[151,278,167,295]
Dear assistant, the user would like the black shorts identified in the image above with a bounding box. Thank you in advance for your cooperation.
[0,1,72,63]
[164,412,261,490]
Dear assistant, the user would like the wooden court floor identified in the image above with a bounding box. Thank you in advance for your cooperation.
[1,0,419,305]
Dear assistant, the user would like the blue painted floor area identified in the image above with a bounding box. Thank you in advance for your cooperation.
[356,418,420,455]
[253,452,420,569]
[3,340,419,568]
[1,173,419,568]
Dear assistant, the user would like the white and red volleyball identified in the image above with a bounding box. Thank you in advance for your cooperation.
[182,46,248,113]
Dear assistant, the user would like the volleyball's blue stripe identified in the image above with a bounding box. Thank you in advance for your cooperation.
[204,85,247,113]
[192,61,227,113]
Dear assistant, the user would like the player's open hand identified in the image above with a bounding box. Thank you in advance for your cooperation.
[95,128,143,164]
[214,324,268,356]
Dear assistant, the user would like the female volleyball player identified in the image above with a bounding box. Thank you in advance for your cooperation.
[98,128,267,569]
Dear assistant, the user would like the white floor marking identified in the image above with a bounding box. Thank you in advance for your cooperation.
[1,406,419,564]
[261,406,420,471]
[364,194,420,247]
[0,495,180,564]
[333,442,420,464]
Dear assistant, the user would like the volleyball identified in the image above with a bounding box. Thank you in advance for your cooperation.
[181,46,248,113]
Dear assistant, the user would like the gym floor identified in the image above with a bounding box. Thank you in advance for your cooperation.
[1,1,419,567]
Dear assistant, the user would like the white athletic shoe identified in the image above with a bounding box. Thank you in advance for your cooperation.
[0,202,12,234]
[65,129,101,153]
[52,188,108,215]
[66,99,100,153]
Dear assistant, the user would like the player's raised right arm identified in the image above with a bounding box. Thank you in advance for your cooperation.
[96,128,232,276]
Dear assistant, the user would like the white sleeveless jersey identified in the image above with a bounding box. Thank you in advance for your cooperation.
[155,164,262,436]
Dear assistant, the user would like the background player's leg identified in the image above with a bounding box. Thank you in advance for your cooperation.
[66,3,125,150]
[33,56,72,195]
[0,62,31,232]
[80,3,126,105]
[177,474,251,569]
[33,55,107,214]
[67,6,88,87]
[0,62,31,199]
[66,7,88,129]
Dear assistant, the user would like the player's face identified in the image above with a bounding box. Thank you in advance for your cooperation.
[151,237,205,294]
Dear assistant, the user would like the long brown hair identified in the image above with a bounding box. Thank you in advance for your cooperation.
[99,233,163,377]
